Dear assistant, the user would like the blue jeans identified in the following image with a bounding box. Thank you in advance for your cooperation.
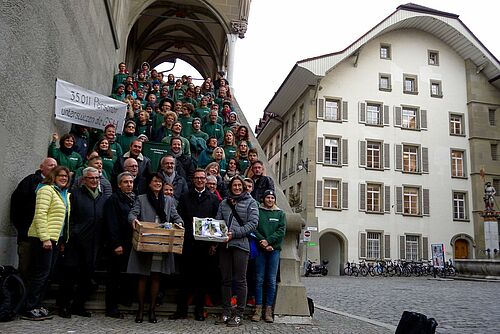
[255,250,280,307]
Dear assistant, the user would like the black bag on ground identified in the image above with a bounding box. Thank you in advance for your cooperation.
[0,265,26,322]
[307,297,314,316]
[395,311,438,334]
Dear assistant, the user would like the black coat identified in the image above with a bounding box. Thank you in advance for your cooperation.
[69,186,108,243]
[177,188,219,251]
[103,191,135,251]
[251,175,275,203]
[10,170,44,241]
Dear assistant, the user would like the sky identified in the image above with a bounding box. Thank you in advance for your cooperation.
[158,0,499,133]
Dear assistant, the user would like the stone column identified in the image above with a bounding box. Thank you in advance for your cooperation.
[225,33,238,86]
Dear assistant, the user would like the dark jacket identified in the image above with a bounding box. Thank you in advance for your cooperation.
[216,192,259,252]
[112,152,152,181]
[104,191,135,251]
[251,175,275,203]
[175,154,196,185]
[159,171,188,201]
[177,188,220,251]
[10,170,44,241]
[69,185,108,243]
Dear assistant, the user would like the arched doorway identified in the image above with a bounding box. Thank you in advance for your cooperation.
[451,234,474,259]
[319,230,347,276]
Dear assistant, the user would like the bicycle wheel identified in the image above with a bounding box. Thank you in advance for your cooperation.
[360,266,368,277]
[352,267,359,277]
[344,266,350,276]
[368,266,375,277]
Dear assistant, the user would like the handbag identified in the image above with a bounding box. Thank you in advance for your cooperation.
[229,203,260,258]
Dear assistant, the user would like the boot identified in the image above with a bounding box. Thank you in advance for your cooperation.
[264,306,273,323]
[251,305,262,322]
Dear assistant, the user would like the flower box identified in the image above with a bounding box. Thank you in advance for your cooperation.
[132,221,184,254]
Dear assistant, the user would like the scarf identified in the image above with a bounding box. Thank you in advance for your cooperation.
[162,171,175,184]
[60,146,74,155]
[146,189,167,224]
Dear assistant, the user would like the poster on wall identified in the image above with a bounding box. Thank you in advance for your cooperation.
[431,243,445,268]
[55,78,127,133]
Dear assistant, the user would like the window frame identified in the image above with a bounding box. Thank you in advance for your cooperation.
[489,108,496,126]
[323,179,340,209]
[403,186,420,216]
[366,232,382,259]
[325,98,341,121]
[451,149,466,178]
[401,106,418,130]
[428,50,439,66]
[380,44,391,60]
[324,137,340,166]
[366,141,382,170]
[403,145,419,173]
[449,113,465,136]
[452,191,469,221]
[405,235,420,261]
[379,73,392,92]
[491,143,498,161]
[403,74,418,95]
[366,183,382,213]
[430,80,443,98]
[366,103,382,126]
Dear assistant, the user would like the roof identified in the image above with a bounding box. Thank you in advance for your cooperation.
[256,3,500,137]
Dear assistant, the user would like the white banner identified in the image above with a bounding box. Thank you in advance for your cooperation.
[55,78,127,134]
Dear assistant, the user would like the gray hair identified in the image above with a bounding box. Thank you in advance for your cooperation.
[82,166,98,177]
[117,171,134,184]
[206,175,217,183]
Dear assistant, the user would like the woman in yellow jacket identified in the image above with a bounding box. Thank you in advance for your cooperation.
[22,166,71,321]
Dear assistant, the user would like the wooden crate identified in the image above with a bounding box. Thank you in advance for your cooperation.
[132,221,184,254]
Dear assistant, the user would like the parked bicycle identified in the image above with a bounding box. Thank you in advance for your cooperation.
[343,261,359,277]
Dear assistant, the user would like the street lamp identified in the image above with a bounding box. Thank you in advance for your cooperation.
[297,158,311,173]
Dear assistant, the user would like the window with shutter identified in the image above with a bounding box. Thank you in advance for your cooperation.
[324,137,340,165]
[403,186,420,215]
[359,102,366,124]
[383,105,390,125]
[399,235,406,259]
[317,137,324,163]
[384,185,391,213]
[395,186,403,213]
[359,183,366,211]
[342,101,348,121]
[384,235,391,259]
[422,237,429,260]
[316,180,323,207]
[317,98,324,119]
[325,99,341,121]
[323,179,340,209]
[342,139,348,165]
[366,141,382,169]
[360,232,367,258]
[359,141,366,167]
[423,188,430,216]
[342,182,348,209]
[422,147,429,173]
[420,109,427,130]
[384,143,390,169]
[395,144,403,171]
[394,106,402,127]
[366,183,381,212]
[366,232,381,259]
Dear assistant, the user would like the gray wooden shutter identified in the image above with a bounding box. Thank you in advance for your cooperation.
[360,233,367,258]
[418,238,422,260]
[342,182,348,209]
[395,186,403,214]
[422,237,429,260]
[384,235,391,259]
[384,143,390,169]
[359,183,366,211]
[383,105,390,125]
[399,235,406,259]
[384,185,391,213]
[317,137,324,163]
[423,188,430,216]
[342,139,348,165]
[316,180,323,207]
[317,99,324,118]
[342,101,348,121]
[420,109,427,130]
[359,141,366,167]
[394,106,402,127]
[421,147,429,173]
[395,144,403,171]
[359,102,366,123]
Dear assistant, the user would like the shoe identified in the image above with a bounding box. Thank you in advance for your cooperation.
[226,315,242,327]
[246,296,256,307]
[251,305,262,322]
[72,308,91,317]
[168,312,187,320]
[230,296,237,306]
[135,309,143,323]
[59,307,72,319]
[194,309,205,321]
[264,306,274,323]
[21,309,46,321]
[215,314,230,325]
[38,307,53,319]
[106,309,124,319]
[148,309,157,323]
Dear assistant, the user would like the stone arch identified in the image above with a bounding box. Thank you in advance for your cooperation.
[450,233,475,259]
[319,229,348,276]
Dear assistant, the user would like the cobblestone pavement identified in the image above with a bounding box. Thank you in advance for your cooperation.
[0,309,391,334]
[303,276,500,334]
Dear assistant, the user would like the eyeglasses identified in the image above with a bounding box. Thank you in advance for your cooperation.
[126,125,135,128]
[85,176,100,180]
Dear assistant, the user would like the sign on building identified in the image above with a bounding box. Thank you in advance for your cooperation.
[55,78,127,133]
[431,244,445,268]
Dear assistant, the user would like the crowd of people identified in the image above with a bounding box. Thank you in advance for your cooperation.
[10,62,286,327]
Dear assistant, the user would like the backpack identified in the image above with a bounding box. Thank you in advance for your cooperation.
[0,265,26,322]
[395,311,438,334]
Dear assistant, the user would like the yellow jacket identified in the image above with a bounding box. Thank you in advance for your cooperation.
[28,185,70,242]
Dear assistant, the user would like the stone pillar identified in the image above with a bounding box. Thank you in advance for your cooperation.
[483,214,499,258]
[225,33,238,86]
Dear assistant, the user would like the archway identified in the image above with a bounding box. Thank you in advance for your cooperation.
[319,230,347,276]
[451,234,475,259]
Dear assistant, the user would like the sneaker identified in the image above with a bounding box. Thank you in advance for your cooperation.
[38,307,53,319]
[230,296,237,307]
[21,309,47,321]
[246,296,256,307]
[226,315,242,327]
[215,314,230,325]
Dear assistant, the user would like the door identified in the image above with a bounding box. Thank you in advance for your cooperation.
[454,239,468,259]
